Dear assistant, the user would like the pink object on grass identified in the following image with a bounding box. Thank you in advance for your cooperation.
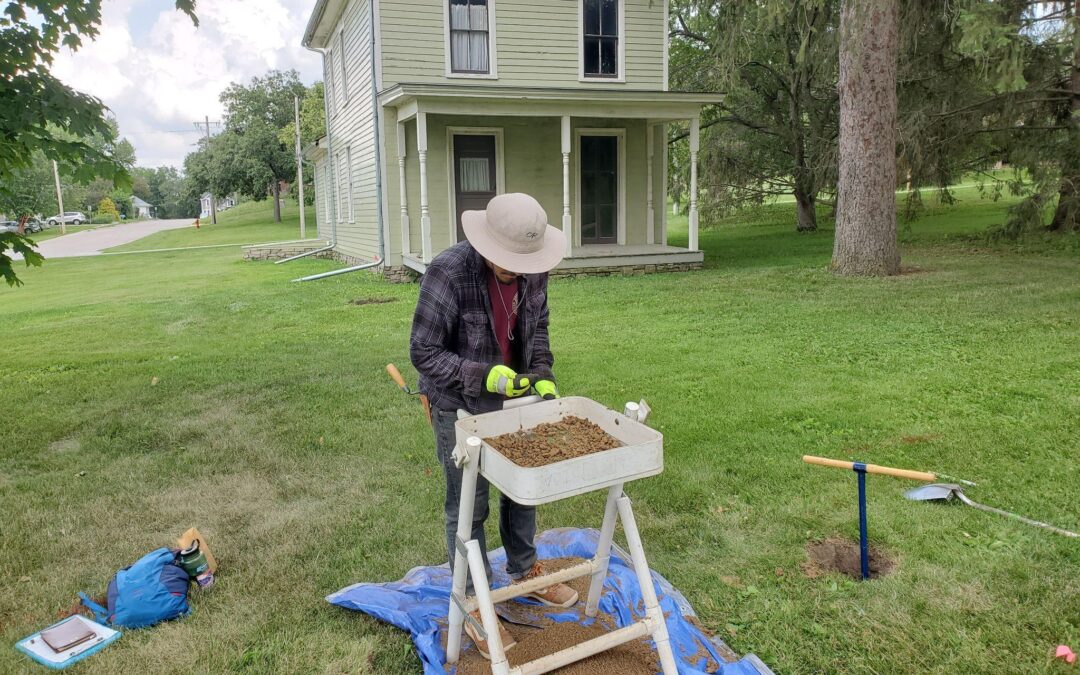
[1056,645,1076,665]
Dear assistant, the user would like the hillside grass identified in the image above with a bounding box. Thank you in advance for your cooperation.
[106,199,318,252]
[1,193,1077,674]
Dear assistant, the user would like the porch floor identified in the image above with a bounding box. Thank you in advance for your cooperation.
[402,244,703,274]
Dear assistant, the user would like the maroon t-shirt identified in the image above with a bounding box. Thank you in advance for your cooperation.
[486,272,519,368]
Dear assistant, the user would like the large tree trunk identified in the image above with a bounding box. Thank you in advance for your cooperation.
[272,181,282,223]
[831,0,900,275]
[1049,6,1079,232]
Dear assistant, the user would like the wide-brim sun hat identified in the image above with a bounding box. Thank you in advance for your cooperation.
[462,193,566,274]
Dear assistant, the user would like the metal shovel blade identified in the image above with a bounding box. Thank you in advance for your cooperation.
[905,483,962,502]
[905,483,1079,538]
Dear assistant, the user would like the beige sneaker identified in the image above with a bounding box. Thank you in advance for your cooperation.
[463,609,516,660]
[515,561,580,608]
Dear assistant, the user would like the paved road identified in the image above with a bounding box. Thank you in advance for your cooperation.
[29,218,193,259]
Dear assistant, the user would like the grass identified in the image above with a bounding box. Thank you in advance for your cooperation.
[105,199,318,252]
[1,194,1077,674]
[25,224,101,242]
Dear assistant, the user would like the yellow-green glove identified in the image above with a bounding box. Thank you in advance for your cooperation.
[534,379,559,400]
[485,364,532,397]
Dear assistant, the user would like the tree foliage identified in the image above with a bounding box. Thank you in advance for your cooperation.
[214,70,307,222]
[0,0,197,286]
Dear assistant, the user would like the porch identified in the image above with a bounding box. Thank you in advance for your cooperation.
[381,84,718,275]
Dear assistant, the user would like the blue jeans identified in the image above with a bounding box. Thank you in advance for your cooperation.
[433,406,537,593]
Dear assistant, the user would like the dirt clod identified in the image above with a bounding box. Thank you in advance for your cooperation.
[349,297,395,305]
[803,537,896,579]
[485,417,621,467]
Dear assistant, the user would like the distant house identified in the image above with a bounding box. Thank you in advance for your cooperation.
[131,196,153,219]
[200,193,237,218]
[301,0,718,279]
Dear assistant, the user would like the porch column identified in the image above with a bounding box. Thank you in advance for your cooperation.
[689,116,700,252]
[397,122,410,258]
[418,112,432,262]
[646,124,655,245]
[561,115,572,258]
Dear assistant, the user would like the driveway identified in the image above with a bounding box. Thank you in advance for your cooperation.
[29,218,193,259]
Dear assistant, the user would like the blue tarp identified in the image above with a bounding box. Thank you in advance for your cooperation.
[327,528,771,675]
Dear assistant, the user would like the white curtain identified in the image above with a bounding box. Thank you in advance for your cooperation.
[459,157,491,192]
[450,3,488,72]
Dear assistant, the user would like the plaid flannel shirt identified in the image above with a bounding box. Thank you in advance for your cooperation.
[409,241,555,415]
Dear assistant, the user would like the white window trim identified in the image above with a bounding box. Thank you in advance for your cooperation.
[446,127,505,244]
[443,0,499,80]
[578,0,626,83]
[338,28,349,107]
[345,146,355,223]
[323,163,332,231]
[334,153,343,223]
[573,128,626,247]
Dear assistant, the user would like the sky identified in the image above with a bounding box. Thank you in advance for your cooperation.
[53,0,323,170]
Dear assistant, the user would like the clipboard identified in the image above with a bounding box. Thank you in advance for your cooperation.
[15,615,120,670]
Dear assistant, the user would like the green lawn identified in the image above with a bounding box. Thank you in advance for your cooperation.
[25,224,101,242]
[1,195,1077,674]
[106,199,318,252]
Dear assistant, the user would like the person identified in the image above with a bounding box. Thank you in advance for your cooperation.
[410,192,577,659]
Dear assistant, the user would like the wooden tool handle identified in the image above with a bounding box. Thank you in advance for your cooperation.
[386,363,407,389]
[802,455,937,482]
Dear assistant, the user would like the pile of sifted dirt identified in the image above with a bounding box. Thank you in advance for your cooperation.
[451,557,725,675]
[803,537,897,579]
[484,417,622,467]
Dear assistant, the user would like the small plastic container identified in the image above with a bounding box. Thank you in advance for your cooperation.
[455,396,663,506]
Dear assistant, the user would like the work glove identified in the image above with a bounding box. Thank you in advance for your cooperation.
[534,379,559,400]
[485,364,532,397]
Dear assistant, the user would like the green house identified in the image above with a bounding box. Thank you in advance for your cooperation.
[301,0,719,278]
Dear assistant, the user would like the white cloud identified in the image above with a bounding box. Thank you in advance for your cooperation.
[52,0,322,169]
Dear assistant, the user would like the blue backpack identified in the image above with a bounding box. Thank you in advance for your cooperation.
[80,548,191,628]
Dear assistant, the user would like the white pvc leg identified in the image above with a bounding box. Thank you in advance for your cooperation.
[466,539,510,675]
[585,483,623,618]
[446,437,482,664]
[617,495,678,675]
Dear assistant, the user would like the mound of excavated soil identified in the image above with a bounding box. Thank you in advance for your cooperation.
[484,417,621,467]
[451,557,724,675]
[803,537,896,580]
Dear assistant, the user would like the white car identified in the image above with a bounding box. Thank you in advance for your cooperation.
[47,211,87,226]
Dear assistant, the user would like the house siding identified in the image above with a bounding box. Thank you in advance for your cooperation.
[378,0,665,90]
[324,0,381,262]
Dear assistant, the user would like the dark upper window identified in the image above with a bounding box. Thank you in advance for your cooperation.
[449,0,490,74]
[583,0,618,78]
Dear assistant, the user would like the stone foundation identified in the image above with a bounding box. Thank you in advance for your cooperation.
[551,261,702,278]
[243,241,334,261]
[244,243,419,283]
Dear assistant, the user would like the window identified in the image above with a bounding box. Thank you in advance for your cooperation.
[449,0,490,73]
[323,164,332,225]
[334,154,343,222]
[345,146,355,222]
[338,29,348,106]
[582,0,618,78]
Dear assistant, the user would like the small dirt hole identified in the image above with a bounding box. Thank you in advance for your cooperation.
[803,537,896,580]
[349,297,396,306]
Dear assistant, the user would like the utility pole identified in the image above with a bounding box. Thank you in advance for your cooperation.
[52,160,66,234]
[204,115,217,225]
[294,95,306,239]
